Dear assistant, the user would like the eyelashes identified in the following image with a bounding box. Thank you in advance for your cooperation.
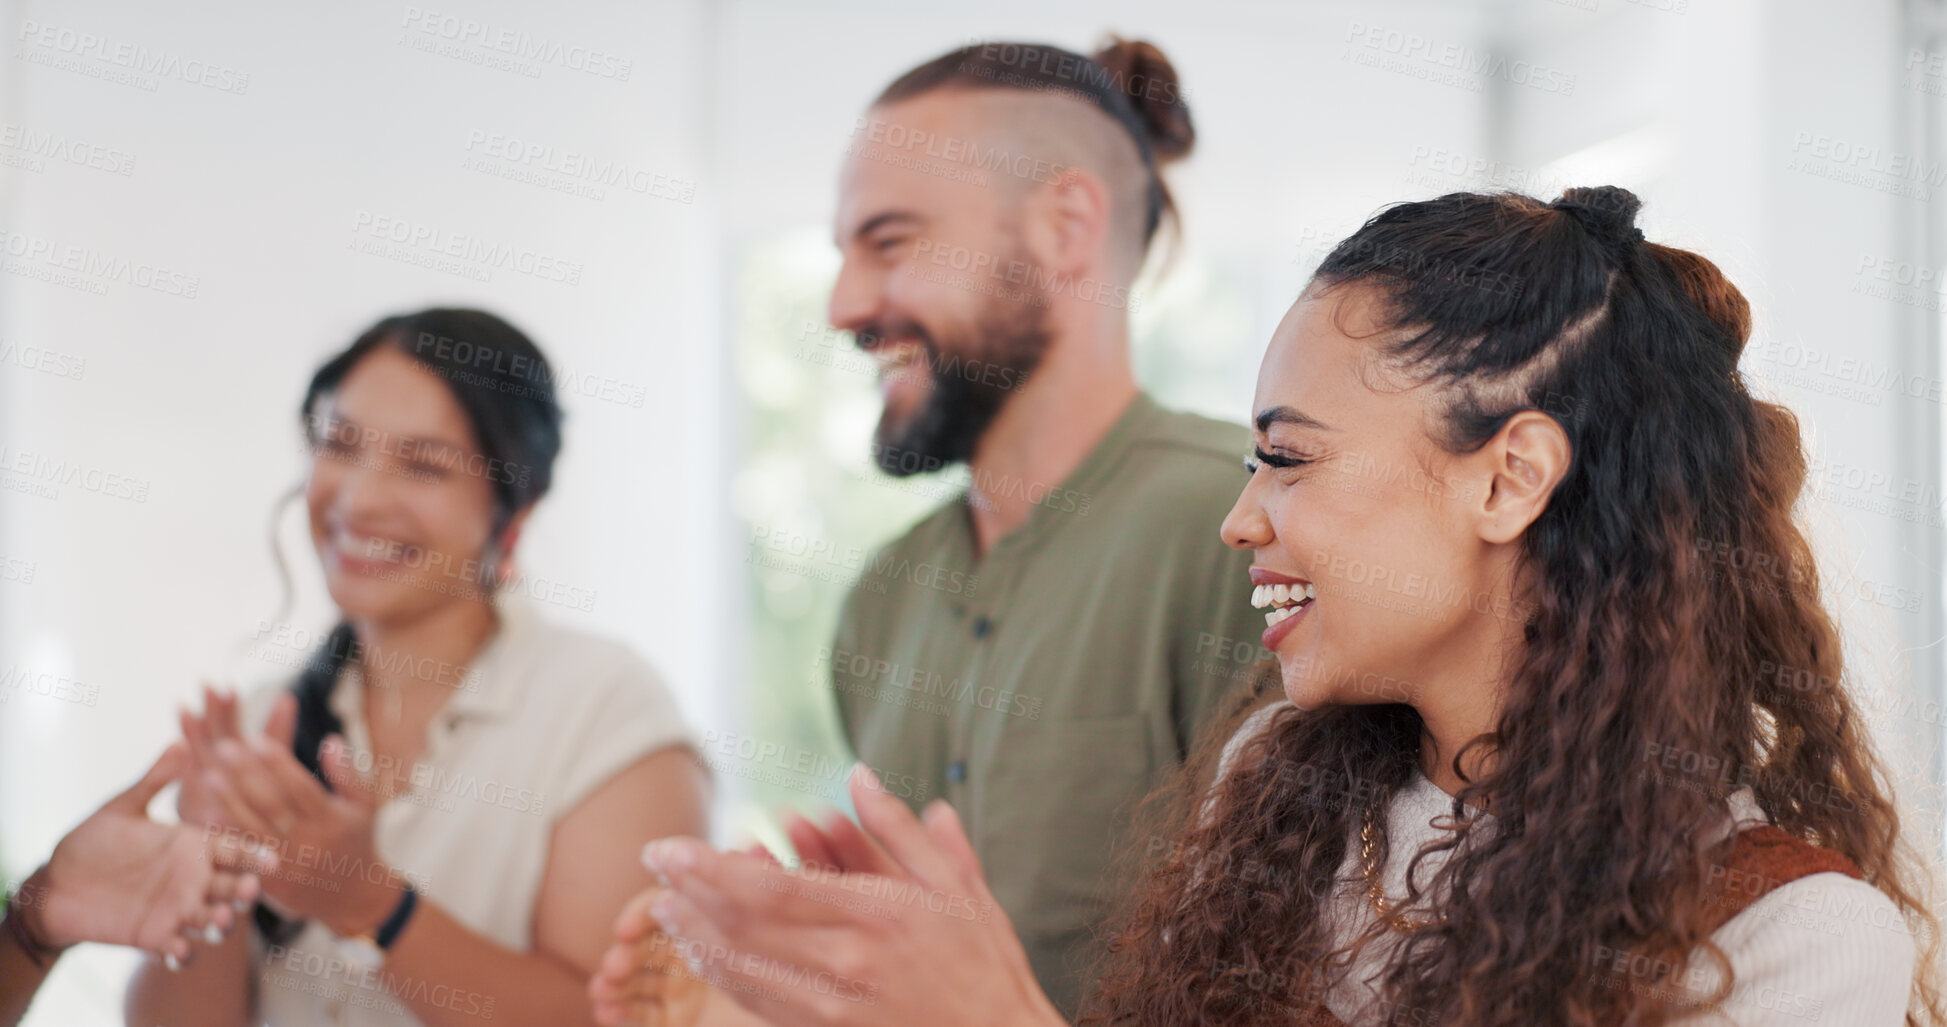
[1243,447,1312,474]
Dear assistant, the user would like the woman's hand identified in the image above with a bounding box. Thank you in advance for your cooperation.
[24,743,273,963]
[588,885,712,1026]
[643,767,1065,1027]
[193,692,407,937]
[175,683,244,829]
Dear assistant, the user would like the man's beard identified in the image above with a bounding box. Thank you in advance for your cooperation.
[867,293,1051,478]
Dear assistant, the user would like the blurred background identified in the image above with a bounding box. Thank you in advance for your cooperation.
[2,0,1944,1020]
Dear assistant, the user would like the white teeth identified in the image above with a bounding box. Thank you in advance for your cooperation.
[1251,581,1317,611]
[337,532,400,556]
[1264,605,1303,627]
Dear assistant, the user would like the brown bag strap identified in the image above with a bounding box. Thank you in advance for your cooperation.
[1695,823,1864,935]
[1294,1005,1347,1026]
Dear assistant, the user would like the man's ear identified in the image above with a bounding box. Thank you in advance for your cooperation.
[1021,167,1112,277]
[1475,410,1570,545]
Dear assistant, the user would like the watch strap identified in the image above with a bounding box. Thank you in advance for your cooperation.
[373,883,418,950]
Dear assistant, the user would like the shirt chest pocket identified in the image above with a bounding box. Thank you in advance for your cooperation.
[969,712,1159,942]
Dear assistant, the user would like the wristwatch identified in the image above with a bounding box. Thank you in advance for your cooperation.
[336,884,417,968]
[3,870,67,969]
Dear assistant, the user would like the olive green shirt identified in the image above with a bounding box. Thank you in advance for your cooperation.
[828,393,1266,1019]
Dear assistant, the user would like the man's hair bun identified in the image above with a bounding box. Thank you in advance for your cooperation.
[1091,36,1195,165]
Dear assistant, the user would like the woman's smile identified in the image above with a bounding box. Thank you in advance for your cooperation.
[1248,565,1315,650]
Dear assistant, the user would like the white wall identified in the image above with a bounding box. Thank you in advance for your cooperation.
[0,0,723,1018]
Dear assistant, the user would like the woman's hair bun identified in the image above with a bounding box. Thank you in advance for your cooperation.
[1550,185,1645,257]
[1092,35,1195,164]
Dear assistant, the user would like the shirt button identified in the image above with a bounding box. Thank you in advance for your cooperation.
[946,760,967,784]
[972,616,993,638]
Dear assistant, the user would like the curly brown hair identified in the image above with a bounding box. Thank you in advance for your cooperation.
[1082,187,1946,1025]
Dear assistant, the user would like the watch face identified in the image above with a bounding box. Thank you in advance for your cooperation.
[336,935,385,969]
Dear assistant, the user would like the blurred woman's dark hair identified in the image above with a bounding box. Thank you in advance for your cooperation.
[1085,188,1946,1025]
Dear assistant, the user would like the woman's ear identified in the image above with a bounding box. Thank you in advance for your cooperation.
[1476,411,1570,545]
[493,505,535,584]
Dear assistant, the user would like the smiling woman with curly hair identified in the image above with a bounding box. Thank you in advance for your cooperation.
[1083,186,1945,1026]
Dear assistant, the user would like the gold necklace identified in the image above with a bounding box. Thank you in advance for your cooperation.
[1359,805,1446,933]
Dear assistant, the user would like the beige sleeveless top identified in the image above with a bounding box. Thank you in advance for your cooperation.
[239,601,695,1026]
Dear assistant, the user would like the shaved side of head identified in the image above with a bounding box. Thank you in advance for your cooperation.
[886,89,1154,272]
[870,38,1196,279]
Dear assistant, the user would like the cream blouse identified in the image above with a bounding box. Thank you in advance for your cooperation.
[239,601,696,1026]
[1213,701,1916,1025]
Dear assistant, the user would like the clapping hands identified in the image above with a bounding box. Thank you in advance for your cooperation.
[623,766,1063,1027]
[174,686,406,938]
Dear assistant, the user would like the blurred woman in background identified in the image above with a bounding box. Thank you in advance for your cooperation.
[127,308,709,1026]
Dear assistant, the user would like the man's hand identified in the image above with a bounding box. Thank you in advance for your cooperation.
[777,807,901,879]
[643,766,1065,1027]
[26,743,274,963]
